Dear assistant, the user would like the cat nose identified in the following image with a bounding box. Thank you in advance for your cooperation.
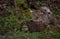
[48,12,52,15]
[48,12,51,14]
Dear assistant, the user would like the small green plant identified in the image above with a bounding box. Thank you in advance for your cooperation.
[16,0,24,6]
[50,3,56,9]
[20,8,33,21]
[39,0,45,3]
[16,31,60,39]
[6,7,14,15]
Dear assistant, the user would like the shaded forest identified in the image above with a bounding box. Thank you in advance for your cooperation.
[0,0,60,39]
